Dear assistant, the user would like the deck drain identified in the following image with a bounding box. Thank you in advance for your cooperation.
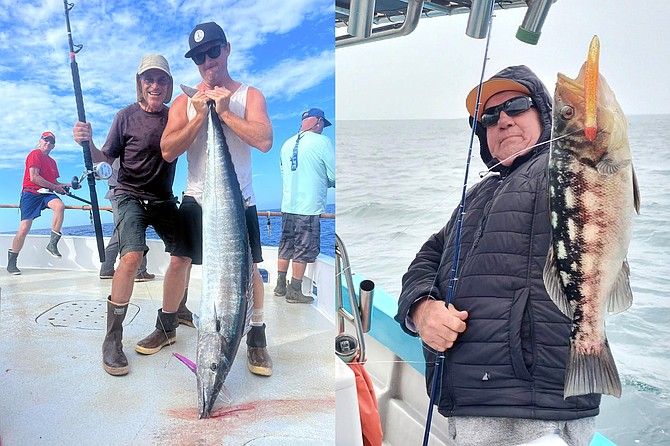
[35,300,140,330]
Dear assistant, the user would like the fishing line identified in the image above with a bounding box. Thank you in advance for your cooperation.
[477,130,580,177]
[421,1,497,444]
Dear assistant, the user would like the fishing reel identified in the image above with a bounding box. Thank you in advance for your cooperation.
[70,161,113,190]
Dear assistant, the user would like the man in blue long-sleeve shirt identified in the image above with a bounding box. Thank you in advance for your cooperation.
[274,108,335,303]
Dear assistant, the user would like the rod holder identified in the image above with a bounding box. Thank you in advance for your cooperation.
[465,0,495,39]
[359,280,375,333]
[516,0,553,45]
[347,0,376,38]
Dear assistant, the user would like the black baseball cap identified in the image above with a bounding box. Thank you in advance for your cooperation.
[184,22,227,59]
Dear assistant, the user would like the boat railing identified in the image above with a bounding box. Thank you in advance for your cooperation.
[0,203,334,219]
[335,233,374,362]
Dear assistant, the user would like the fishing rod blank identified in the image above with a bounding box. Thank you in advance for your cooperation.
[62,0,105,262]
[422,1,497,445]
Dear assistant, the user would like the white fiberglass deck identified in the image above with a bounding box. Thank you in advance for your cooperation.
[0,235,335,445]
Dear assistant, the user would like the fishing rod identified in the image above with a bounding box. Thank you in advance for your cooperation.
[62,0,106,262]
[422,1,497,444]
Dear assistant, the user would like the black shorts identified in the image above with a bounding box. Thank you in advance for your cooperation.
[171,195,263,265]
[277,213,321,263]
[115,193,179,257]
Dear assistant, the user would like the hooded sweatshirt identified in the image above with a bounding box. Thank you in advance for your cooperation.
[395,65,601,420]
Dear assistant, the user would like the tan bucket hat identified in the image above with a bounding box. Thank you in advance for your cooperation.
[136,54,173,104]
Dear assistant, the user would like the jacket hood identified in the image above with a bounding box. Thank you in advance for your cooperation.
[468,65,553,174]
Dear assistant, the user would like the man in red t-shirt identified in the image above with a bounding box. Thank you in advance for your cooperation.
[7,132,70,275]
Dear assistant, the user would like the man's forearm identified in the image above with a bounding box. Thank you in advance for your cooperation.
[219,111,272,152]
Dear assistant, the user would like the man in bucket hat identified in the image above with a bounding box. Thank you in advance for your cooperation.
[159,21,275,376]
[273,108,335,303]
[73,54,193,376]
[7,132,71,275]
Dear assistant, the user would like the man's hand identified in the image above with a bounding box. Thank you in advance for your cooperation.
[190,90,211,118]
[73,121,93,146]
[411,299,468,352]
[53,184,67,195]
[204,86,232,117]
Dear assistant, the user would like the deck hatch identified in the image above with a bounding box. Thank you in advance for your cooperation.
[35,300,140,329]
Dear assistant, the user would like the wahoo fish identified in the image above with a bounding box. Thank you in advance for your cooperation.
[181,85,254,418]
[543,36,641,399]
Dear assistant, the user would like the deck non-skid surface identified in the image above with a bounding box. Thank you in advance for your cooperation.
[0,269,335,445]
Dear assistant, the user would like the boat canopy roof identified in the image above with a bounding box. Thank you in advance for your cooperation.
[336,0,558,47]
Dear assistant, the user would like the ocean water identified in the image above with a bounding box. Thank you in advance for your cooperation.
[18,204,335,258]
[337,115,670,445]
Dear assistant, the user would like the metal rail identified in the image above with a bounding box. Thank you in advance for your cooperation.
[0,204,334,219]
[335,233,374,362]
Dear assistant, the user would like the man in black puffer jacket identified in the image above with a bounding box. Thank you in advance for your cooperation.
[395,66,599,446]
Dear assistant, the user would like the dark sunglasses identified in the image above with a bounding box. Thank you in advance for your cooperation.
[42,137,55,144]
[192,45,222,65]
[481,96,534,128]
[141,75,169,86]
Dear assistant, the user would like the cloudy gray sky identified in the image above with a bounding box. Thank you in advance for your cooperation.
[336,0,670,120]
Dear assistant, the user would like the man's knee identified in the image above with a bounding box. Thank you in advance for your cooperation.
[119,251,144,268]
[169,255,192,272]
[50,199,65,213]
[17,220,33,235]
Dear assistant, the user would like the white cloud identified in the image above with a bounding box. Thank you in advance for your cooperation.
[252,50,334,100]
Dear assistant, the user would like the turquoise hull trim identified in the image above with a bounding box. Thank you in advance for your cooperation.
[340,276,617,446]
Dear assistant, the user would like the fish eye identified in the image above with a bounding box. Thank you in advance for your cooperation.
[210,363,218,371]
[560,105,574,120]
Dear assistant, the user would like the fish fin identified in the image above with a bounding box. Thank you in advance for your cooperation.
[632,165,641,214]
[218,385,233,405]
[180,84,199,98]
[595,157,631,175]
[606,259,634,315]
[543,245,575,318]
[564,339,622,399]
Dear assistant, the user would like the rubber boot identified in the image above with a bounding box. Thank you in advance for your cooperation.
[246,324,273,376]
[177,288,194,328]
[285,278,314,304]
[45,230,62,258]
[273,271,287,297]
[102,297,129,376]
[135,309,178,355]
[7,250,21,275]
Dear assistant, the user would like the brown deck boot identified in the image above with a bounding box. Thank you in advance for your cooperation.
[134,271,155,282]
[45,230,62,258]
[135,309,178,355]
[7,250,21,275]
[177,288,194,328]
[246,324,273,376]
[102,297,129,376]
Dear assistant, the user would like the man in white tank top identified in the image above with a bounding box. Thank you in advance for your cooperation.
[139,22,274,376]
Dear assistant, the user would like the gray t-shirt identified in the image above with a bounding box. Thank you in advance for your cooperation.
[102,102,175,201]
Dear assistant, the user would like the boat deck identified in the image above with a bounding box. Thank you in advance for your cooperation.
[0,267,334,445]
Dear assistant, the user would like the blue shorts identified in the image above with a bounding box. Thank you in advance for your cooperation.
[19,192,60,221]
[115,193,179,257]
[278,213,321,263]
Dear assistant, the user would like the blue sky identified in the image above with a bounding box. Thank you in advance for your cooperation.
[0,0,334,232]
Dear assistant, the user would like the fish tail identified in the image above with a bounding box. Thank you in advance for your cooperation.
[564,339,622,399]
